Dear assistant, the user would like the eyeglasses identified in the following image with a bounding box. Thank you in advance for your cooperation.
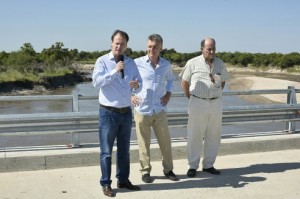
[205,48,216,52]
[209,73,215,83]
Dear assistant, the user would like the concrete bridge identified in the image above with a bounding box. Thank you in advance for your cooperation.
[0,133,300,198]
[1,88,300,198]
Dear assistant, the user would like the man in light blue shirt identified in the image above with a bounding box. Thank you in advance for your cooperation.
[131,34,178,183]
[92,29,142,197]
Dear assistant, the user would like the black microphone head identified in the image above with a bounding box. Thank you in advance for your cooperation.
[115,55,124,63]
[119,55,124,62]
[119,55,124,78]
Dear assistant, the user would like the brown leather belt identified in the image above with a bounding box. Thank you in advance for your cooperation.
[100,104,131,113]
[192,95,218,100]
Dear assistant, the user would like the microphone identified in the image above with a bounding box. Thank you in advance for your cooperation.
[119,55,124,78]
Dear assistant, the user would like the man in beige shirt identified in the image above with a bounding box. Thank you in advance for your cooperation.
[179,38,230,177]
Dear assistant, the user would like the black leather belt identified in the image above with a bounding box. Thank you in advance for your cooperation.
[192,95,218,100]
[100,104,131,113]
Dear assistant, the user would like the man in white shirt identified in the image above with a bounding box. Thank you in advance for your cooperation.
[179,38,230,177]
[131,34,178,183]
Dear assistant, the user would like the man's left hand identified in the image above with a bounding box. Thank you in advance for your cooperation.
[160,92,171,106]
[130,79,139,89]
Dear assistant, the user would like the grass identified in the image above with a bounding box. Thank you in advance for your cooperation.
[76,60,95,64]
[40,67,73,77]
[0,67,74,83]
[286,65,300,73]
[0,69,39,83]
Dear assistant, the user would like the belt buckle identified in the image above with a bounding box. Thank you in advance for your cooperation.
[119,108,125,113]
[118,107,129,113]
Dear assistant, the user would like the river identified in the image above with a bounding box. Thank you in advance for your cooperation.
[0,71,293,148]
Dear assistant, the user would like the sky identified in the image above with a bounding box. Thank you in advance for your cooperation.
[1,0,300,54]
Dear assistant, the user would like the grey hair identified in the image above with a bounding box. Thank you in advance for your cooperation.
[148,34,163,45]
[201,38,216,49]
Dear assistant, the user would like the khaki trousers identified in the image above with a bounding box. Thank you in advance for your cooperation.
[187,96,222,170]
[134,110,174,174]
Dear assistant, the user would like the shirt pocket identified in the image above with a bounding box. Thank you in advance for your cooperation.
[212,73,222,88]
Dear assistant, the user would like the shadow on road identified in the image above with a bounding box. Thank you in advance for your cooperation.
[117,162,300,193]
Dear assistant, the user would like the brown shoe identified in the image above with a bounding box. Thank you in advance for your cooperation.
[117,180,140,190]
[102,185,114,197]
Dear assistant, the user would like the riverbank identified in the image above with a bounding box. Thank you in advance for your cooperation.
[0,72,86,96]
[174,65,300,104]
[226,67,300,104]
[1,64,300,102]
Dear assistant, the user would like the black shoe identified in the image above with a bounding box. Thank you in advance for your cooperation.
[187,169,197,177]
[102,185,114,197]
[117,180,141,190]
[203,167,221,175]
[164,171,179,181]
[142,174,152,183]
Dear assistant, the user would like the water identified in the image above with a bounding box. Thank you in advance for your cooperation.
[0,72,248,114]
[0,72,291,148]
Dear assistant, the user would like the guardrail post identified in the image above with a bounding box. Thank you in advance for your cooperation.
[71,91,80,147]
[72,91,79,112]
[285,86,297,133]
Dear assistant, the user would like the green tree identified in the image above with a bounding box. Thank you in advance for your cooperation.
[238,53,254,67]
[69,48,79,61]
[40,42,72,67]
[5,43,38,72]
[21,43,36,56]
[0,51,9,72]
[170,52,182,62]
[77,50,93,61]
[278,53,300,69]
[124,48,133,57]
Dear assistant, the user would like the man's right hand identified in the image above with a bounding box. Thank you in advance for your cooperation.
[131,96,142,107]
[116,61,124,72]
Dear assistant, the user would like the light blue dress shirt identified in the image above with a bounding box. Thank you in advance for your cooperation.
[92,52,142,108]
[134,55,174,115]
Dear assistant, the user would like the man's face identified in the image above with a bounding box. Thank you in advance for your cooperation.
[201,40,216,62]
[147,39,162,60]
[111,33,127,57]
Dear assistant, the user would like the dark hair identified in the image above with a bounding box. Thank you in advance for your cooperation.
[148,34,163,45]
[111,29,129,42]
[201,38,216,49]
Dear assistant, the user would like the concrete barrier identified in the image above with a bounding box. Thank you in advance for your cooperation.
[1,133,300,172]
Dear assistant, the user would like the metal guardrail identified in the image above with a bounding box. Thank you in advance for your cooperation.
[0,86,299,148]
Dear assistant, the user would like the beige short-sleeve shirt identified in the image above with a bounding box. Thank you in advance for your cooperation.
[179,55,230,98]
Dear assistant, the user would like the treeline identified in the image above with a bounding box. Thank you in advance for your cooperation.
[1,42,300,76]
[0,43,199,70]
[0,42,81,74]
[217,52,300,69]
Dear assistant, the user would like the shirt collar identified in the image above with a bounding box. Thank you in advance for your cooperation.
[145,55,161,64]
[200,54,205,62]
[109,52,126,61]
[109,52,115,60]
[200,54,214,64]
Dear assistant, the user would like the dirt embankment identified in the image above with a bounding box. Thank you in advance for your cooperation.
[0,72,85,96]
